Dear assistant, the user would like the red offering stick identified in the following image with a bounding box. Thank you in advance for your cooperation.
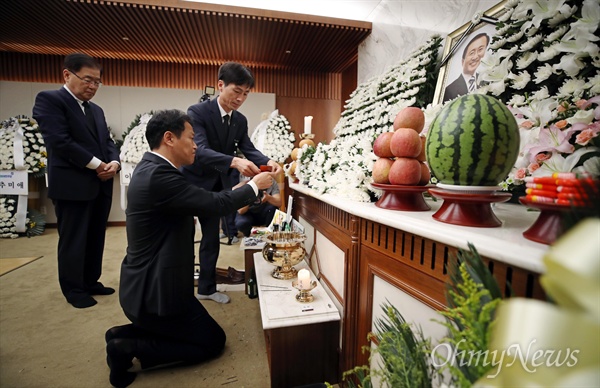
[525,188,558,198]
[525,195,555,203]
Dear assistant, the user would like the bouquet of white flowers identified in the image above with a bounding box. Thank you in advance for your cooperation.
[120,113,152,164]
[251,110,295,164]
[0,116,47,178]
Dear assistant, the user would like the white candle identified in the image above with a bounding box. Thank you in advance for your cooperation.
[304,116,313,135]
[298,268,310,289]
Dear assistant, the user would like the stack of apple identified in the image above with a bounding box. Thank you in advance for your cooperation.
[372,107,430,186]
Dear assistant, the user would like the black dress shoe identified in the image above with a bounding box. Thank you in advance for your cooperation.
[71,295,97,309]
[88,284,115,295]
[106,339,136,388]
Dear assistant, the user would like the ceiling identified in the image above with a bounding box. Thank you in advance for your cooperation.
[185,0,383,22]
[0,0,372,73]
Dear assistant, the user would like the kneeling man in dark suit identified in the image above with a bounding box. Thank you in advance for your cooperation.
[105,109,274,387]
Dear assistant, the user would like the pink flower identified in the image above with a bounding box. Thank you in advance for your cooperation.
[515,168,527,179]
[576,127,599,146]
[575,99,587,109]
[524,124,575,163]
[554,119,568,129]
[535,152,552,162]
[520,120,534,129]
[528,162,540,173]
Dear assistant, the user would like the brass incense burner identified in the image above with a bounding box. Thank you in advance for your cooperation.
[262,231,307,279]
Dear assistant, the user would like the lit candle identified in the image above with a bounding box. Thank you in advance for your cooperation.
[304,116,313,135]
[298,268,310,289]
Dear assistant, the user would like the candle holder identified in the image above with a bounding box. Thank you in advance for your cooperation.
[300,133,315,140]
[292,279,318,303]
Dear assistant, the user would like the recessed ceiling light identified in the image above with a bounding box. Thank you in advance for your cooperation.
[122,37,129,41]
[285,50,291,54]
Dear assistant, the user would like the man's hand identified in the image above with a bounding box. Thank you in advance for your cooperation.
[232,157,261,177]
[267,160,283,176]
[251,172,274,191]
[96,161,119,181]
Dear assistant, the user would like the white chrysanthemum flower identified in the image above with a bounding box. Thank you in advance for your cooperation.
[538,44,561,62]
[588,74,600,94]
[520,34,544,51]
[545,25,569,42]
[507,30,525,43]
[533,64,555,83]
[531,86,550,101]
[516,51,538,69]
[557,78,587,98]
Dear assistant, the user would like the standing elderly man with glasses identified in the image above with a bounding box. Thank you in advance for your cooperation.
[33,52,120,309]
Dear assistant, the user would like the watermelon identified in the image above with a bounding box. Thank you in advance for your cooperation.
[426,94,519,186]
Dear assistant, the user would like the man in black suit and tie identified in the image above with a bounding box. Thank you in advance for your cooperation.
[33,53,120,309]
[442,32,490,103]
[182,62,282,304]
[106,109,273,387]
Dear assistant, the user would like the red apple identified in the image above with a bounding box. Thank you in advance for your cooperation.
[390,128,422,158]
[389,157,421,185]
[372,158,394,184]
[373,132,394,158]
[418,162,431,185]
[394,107,425,133]
[416,136,427,162]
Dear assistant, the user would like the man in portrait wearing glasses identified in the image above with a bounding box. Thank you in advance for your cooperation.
[33,52,120,309]
[442,32,490,103]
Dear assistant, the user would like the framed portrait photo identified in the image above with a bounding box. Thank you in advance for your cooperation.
[432,0,507,106]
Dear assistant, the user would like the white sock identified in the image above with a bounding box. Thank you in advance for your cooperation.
[196,292,230,304]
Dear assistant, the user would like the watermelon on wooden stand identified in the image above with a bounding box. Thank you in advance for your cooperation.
[426,94,519,186]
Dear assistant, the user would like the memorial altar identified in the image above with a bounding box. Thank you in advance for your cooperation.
[286,180,549,375]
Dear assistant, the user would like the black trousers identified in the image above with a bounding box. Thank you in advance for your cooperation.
[53,193,111,303]
[122,297,226,365]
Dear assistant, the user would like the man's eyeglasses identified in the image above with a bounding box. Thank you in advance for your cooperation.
[68,69,102,87]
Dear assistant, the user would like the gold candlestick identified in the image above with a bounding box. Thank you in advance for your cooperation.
[292,280,317,303]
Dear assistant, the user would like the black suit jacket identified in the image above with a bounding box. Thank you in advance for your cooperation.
[119,152,257,317]
[442,75,469,103]
[32,87,119,200]
[181,98,269,190]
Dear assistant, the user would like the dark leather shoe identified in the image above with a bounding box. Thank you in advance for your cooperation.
[227,266,244,282]
[71,295,97,309]
[88,283,115,295]
[106,339,136,387]
[215,266,245,284]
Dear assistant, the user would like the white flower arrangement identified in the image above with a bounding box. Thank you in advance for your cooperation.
[251,111,295,164]
[0,196,45,238]
[0,116,47,177]
[120,113,152,164]
[476,0,600,191]
[0,197,18,238]
[295,36,442,201]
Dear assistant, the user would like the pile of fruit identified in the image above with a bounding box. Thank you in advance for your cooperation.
[288,136,316,181]
[371,107,429,186]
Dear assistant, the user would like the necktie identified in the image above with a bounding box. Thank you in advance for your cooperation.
[468,76,476,92]
[82,101,98,139]
[223,114,230,129]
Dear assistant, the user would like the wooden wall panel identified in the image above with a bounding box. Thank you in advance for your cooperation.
[0,52,342,100]
[276,96,341,145]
